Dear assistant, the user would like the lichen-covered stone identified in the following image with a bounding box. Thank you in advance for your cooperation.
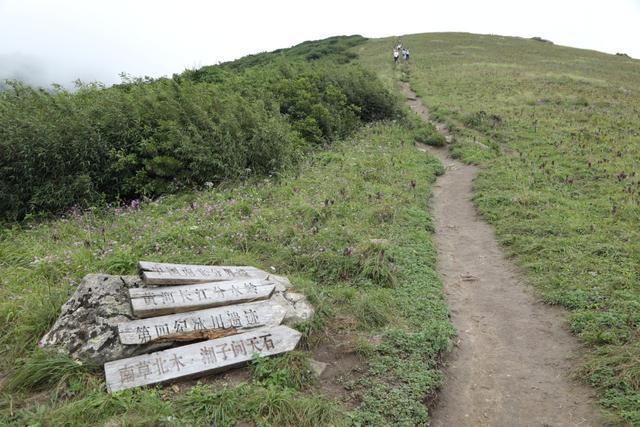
[40,274,169,365]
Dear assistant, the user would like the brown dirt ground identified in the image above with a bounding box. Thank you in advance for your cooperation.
[401,82,613,427]
[313,340,364,408]
[165,321,364,409]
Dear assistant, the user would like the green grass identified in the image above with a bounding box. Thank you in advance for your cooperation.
[0,122,452,425]
[3,350,95,394]
[359,32,640,423]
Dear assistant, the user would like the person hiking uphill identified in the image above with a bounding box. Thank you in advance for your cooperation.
[393,48,400,64]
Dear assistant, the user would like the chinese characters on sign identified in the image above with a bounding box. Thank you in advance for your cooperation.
[129,280,276,318]
[105,326,301,392]
[118,300,287,345]
[138,261,268,285]
[118,335,274,383]
[137,281,261,306]
[104,262,303,393]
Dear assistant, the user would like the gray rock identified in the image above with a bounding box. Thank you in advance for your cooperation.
[40,274,169,365]
[278,290,315,325]
[268,274,292,292]
[283,291,306,304]
[309,359,327,378]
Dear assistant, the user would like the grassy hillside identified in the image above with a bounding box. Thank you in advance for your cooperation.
[0,122,451,426]
[0,37,452,425]
[359,32,640,423]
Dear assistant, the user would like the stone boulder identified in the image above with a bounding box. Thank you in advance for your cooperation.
[39,274,170,365]
[41,273,314,365]
[262,274,315,325]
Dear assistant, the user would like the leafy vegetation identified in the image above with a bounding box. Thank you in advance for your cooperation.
[249,351,316,390]
[0,35,399,220]
[413,123,446,147]
[359,32,640,423]
[192,35,366,74]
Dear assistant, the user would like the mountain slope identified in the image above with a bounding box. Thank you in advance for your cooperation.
[0,37,451,426]
[359,32,640,423]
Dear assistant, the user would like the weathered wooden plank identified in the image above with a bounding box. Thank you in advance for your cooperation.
[129,279,276,318]
[105,325,301,392]
[118,300,287,345]
[138,261,268,285]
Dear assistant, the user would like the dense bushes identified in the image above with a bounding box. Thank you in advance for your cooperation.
[0,79,302,219]
[186,60,399,143]
[245,63,362,145]
[0,41,400,220]
[192,35,367,75]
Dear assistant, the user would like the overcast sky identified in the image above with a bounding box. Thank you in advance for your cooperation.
[1,0,639,87]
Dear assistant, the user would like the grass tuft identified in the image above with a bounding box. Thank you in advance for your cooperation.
[250,351,316,390]
[3,350,93,393]
[358,240,397,288]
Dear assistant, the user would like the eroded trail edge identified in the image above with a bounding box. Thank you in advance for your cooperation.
[401,83,607,427]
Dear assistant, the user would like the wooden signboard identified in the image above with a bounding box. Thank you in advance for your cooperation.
[129,279,276,318]
[139,261,269,285]
[105,325,301,392]
[118,300,287,345]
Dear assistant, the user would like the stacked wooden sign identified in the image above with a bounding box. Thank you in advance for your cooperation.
[105,261,302,393]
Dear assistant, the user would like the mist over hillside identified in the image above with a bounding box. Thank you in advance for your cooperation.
[0,52,124,89]
[0,53,50,88]
[0,52,81,88]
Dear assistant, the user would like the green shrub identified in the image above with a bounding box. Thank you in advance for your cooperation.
[198,35,367,74]
[0,79,302,219]
[359,240,397,288]
[413,124,446,147]
[0,43,399,220]
[326,65,401,122]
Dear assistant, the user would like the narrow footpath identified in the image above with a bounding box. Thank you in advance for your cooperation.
[401,83,609,427]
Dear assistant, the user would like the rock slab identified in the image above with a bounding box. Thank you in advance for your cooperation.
[40,273,314,365]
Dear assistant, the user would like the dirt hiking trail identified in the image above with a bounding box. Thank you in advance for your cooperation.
[400,83,609,427]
